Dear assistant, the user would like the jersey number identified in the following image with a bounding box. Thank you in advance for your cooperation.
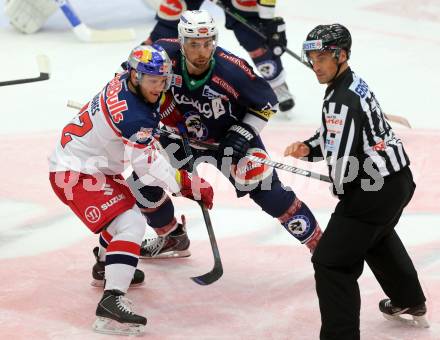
[61,107,93,148]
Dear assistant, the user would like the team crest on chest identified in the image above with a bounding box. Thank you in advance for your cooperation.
[184,112,208,140]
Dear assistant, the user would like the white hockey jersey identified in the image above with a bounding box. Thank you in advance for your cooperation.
[49,72,180,193]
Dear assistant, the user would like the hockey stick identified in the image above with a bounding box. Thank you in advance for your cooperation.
[67,100,330,182]
[55,0,136,42]
[67,100,83,110]
[66,100,329,182]
[177,123,223,286]
[209,0,412,128]
[158,127,332,183]
[0,55,50,87]
[383,113,411,129]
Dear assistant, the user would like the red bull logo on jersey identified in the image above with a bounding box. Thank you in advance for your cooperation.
[136,127,154,143]
[106,75,128,124]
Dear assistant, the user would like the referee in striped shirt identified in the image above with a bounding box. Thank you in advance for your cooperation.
[284,24,427,339]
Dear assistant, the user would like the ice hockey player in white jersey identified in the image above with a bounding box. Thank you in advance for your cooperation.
[48,44,214,335]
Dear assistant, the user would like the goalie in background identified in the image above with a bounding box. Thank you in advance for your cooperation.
[143,0,295,114]
[4,0,58,34]
[284,24,428,339]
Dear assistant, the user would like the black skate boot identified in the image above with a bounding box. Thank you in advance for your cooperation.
[140,216,190,259]
[273,82,295,112]
[93,289,147,335]
[379,298,429,328]
[91,247,145,287]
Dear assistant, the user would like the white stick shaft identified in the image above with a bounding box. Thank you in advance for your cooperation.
[384,113,412,128]
[56,0,135,43]
[36,55,50,74]
[73,23,136,43]
[67,100,83,110]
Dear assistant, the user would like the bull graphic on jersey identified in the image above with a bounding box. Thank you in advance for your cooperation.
[184,112,208,140]
[286,215,311,238]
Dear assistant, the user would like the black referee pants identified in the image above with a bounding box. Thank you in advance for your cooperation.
[311,167,426,340]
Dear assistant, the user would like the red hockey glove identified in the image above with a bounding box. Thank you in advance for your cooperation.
[176,169,214,209]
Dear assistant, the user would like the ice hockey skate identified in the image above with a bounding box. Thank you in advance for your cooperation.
[379,298,429,328]
[273,82,295,113]
[140,216,190,259]
[91,247,145,287]
[93,290,147,335]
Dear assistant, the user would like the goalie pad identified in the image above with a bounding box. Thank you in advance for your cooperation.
[4,0,57,34]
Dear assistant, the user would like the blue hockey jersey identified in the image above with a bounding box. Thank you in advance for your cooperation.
[156,38,278,142]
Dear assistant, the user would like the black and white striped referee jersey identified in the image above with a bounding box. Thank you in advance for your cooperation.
[303,67,409,194]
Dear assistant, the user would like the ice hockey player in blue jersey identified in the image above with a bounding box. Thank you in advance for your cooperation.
[143,0,295,113]
[129,10,322,260]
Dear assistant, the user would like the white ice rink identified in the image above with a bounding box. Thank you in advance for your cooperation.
[0,0,439,339]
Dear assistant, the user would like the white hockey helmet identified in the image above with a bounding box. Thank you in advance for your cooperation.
[178,10,218,44]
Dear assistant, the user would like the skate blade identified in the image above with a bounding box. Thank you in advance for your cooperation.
[90,280,145,288]
[140,249,191,259]
[93,317,145,336]
[383,313,430,328]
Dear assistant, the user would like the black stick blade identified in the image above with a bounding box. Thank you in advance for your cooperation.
[191,264,223,286]
[0,55,50,87]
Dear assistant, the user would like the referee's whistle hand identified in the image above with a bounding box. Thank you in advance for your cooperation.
[283,142,310,158]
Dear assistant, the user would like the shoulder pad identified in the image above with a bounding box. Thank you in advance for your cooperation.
[216,49,256,80]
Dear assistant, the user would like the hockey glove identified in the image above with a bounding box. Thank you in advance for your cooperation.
[260,17,288,56]
[176,169,214,209]
[218,122,257,164]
